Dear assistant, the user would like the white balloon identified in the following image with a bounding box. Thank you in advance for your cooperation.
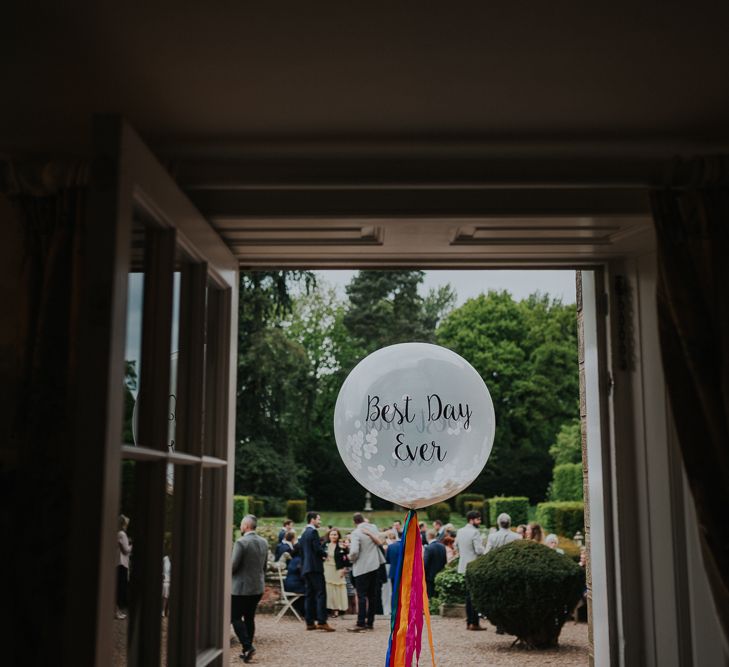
[334,343,495,509]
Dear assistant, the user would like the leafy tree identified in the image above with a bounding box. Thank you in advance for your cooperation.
[235,271,315,497]
[549,418,582,465]
[344,271,455,353]
[436,290,579,502]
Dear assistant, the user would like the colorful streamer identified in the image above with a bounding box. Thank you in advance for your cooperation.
[385,510,436,667]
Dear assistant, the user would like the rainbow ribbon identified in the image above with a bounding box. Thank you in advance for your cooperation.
[385,510,436,667]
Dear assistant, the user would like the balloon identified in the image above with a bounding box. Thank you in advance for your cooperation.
[334,343,495,509]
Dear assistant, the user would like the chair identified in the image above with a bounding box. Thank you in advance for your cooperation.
[275,563,304,623]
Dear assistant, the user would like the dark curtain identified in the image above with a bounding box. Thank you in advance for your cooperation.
[1,162,87,665]
[651,157,729,643]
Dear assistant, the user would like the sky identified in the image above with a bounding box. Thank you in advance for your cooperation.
[316,270,577,307]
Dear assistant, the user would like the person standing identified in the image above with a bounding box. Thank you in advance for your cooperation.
[347,512,384,632]
[384,530,402,598]
[299,512,336,631]
[324,529,348,618]
[433,519,445,542]
[116,515,132,620]
[456,510,485,630]
[278,518,294,543]
[424,530,447,600]
[231,514,269,664]
[485,513,523,552]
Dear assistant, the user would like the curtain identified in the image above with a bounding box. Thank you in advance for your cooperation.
[1,161,87,664]
[651,157,729,643]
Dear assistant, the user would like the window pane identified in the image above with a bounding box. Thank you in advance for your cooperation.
[122,219,146,447]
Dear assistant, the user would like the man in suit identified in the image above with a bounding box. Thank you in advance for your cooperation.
[485,512,522,552]
[231,514,270,663]
[424,529,447,600]
[299,511,336,631]
[278,518,294,543]
[347,512,384,632]
[456,510,486,630]
[433,519,445,542]
[384,530,402,599]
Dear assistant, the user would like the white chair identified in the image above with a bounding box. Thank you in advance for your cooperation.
[275,563,304,623]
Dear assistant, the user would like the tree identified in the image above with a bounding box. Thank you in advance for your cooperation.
[235,271,315,497]
[344,271,455,354]
[549,418,582,465]
[436,290,579,502]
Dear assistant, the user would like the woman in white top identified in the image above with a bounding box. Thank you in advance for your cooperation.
[116,515,132,619]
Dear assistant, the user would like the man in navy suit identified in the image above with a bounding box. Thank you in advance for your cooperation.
[298,512,335,631]
[424,530,448,600]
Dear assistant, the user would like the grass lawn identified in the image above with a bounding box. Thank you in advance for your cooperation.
[258,510,468,533]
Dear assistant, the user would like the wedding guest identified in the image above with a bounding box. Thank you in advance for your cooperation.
[516,524,527,538]
[347,512,384,632]
[385,530,402,597]
[116,515,132,620]
[275,530,296,561]
[231,515,269,664]
[284,543,306,616]
[392,520,403,539]
[324,529,349,618]
[525,522,544,544]
[424,530,447,599]
[442,534,458,563]
[486,513,522,552]
[545,533,565,554]
[456,511,485,631]
[419,521,428,546]
[433,519,445,541]
[278,519,294,543]
[299,512,336,631]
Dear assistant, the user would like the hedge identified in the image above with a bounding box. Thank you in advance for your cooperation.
[251,498,265,518]
[463,500,489,524]
[466,540,584,647]
[455,493,485,515]
[426,502,451,523]
[549,463,583,501]
[488,496,529,527]
[233,495,253,526]
[536,501,584,537]
[286,499,307,523]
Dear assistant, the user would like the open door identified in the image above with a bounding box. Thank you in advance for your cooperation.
[84,117,238,666]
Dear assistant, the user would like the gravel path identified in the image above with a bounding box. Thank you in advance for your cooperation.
[231,614,589,666]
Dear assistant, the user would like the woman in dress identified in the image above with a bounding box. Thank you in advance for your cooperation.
[525,522,544,544]
[442,534,458,563]
[324,529,349,618]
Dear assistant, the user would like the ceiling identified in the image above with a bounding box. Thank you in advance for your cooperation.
[3,2,728,260]
[4,2,729,154]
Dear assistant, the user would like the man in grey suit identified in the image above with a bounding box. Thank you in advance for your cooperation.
[347,512,384,632]
[231,514,269,663]
[456,510,486,630]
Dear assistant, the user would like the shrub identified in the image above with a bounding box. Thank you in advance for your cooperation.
[488,496,529,527]
[434,567,466,604]
[256,523,280,551]
[426,502,451,523]
[455,493,485,515]
[463,500,484,516]
[232,495,253,526]
[549,463,583,501]
[286,499,307,523]
[466,540,583,648]
[258,495,287,516]
[536,501,584,536]
[251,498,265,518]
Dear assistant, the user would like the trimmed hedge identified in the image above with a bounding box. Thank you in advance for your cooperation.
[251,498,265,518]
[434,567,466,604]
[455,493,485,515]
[466,540,584,648]
[488,496,529,527]
[549,463,583,501]
[426,502,451,523]
[233,495,253,526]
[536,501,584,537]
[286,499,307,523]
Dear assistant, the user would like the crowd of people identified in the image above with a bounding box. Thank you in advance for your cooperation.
[227,508,577,664]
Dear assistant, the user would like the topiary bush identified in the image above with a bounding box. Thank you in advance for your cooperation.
[549,463,584,501]
[488,496,529,527]
[286,499,306,523]
[251,498,265,518]
[466,540,583,648]
[463,500,485,517]
[426,502,451,523]
[455,492,485,515]
[434,567,466,604]
[536,501,584,536]
[233,495,252,526]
